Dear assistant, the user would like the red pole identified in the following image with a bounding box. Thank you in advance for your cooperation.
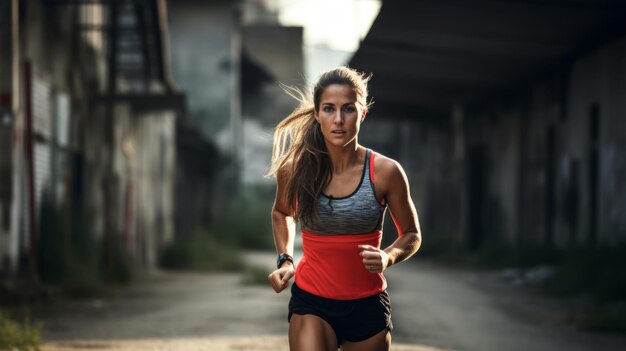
[23,60,37,274]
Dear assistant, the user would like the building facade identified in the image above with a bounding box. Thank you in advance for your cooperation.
[350,0,626,250]
[0,0,182,277]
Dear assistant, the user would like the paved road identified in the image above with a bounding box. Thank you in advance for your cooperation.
[39,252,626,351]
[40,271,287,341]
[386,260,626,351]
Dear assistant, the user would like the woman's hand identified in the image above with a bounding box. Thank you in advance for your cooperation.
[267,264,295,293]
[359,244,392,274]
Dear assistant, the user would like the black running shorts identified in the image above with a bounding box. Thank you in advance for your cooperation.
[288,282,393,344]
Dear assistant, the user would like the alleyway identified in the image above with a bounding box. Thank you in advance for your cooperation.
[39,252,626,351]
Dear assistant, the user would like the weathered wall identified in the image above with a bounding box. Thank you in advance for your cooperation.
[0,0,14,269]
[463,34,626,249]
[1,0,179,274]
[113,109,176,269]
[467,109,522,246]
[566,35,626,245]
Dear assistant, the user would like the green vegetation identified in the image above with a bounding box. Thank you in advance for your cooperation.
[240,264,271,285]
[540,245,626,333]
[0,312,41,351]
[424,235,626,333]
[36,197,132,299]
[34,179,276,295]
[540,245,626,301]
[158,231,244,271]
[37,198,66,284]
[417,233,558,269]
[211,184,275,250]
[573,302,626,333]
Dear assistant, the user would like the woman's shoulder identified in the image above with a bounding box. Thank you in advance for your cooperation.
[370,150,407,181]
[374,152,408,197]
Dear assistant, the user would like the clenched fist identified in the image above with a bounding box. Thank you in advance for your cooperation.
[267,263,295,293]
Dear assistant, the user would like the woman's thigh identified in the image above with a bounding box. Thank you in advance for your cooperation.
[340,329,390,351]
[289,314,338,351]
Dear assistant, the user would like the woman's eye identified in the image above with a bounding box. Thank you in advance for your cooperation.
[343,107,355,113]
[323,106,334,112]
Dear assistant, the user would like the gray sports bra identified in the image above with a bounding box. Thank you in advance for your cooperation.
[302,149,387,235]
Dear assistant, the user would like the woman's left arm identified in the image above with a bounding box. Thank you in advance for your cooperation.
[360,159,422,273]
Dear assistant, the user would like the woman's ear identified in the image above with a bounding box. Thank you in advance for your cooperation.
[361,109,368,123]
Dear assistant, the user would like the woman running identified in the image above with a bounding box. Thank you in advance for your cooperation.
[267,67,422,351]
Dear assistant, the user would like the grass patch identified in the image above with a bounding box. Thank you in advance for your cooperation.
[61,264,108,299]
[538,245,626,333]
[158,232,244,271]
[425,237,558,270]
[240,265,271,286]
[210,184,275,250]
[573,302,626,333]
[540,246,626,301]
[431,241,626,302]
[0,311,42,351]
[36,198,130,298]
[428,239,626,334]
[466,244,558,269]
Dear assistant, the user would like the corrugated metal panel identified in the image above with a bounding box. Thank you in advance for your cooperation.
[54,93,70,146]
[32,69,52,216]
[34,141,51,216]
[32,68,51,139]
[52,92,70,204]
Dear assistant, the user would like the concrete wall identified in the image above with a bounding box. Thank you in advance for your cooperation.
[565,35,626,245]
[83,103,109,242]
[416,123,463,244]
[460,34,626,249]
[82,99,177,271]
[0,0,15,269]
[1,0,179,274]
[113,108,176,269]
[465,107,524,246]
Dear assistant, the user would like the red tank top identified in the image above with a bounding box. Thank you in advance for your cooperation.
[295,150,388,300]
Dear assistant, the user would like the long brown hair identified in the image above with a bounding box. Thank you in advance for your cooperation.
[267,67,372,223]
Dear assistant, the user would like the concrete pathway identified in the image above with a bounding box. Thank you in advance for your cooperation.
[386,260,626,351]
[44,336,443,351]
[38,252,626,351]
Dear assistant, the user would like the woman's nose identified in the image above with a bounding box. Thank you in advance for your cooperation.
[333,111,343,124]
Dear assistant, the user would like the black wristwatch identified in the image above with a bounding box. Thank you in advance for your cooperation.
[276,253,294,269]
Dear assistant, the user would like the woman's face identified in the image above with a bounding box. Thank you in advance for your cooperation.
[315,84,366,148]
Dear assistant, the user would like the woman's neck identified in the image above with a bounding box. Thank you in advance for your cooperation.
[326,141,363,174]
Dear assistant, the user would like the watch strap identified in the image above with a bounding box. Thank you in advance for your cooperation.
[277,253,294,269]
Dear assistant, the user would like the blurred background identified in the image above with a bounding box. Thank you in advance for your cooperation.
[1,0,626,350]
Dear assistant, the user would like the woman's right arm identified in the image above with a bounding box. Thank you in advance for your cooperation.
[267,170,296,293]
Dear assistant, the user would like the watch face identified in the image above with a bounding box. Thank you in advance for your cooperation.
[277,253,293,268]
